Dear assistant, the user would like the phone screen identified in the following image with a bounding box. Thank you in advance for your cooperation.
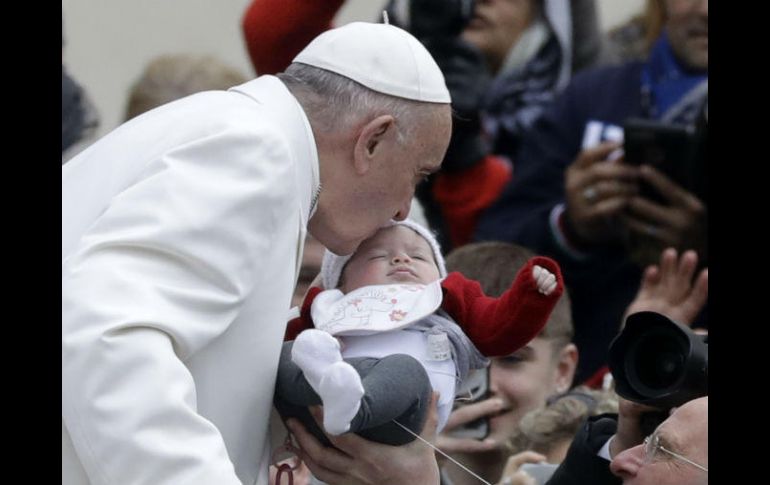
[622,117,705,203]
[447,367,490,440]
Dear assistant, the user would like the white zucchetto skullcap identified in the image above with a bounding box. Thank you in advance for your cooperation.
[293,22,451,104]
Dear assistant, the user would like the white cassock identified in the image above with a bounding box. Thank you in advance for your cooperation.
[62,76,319,485]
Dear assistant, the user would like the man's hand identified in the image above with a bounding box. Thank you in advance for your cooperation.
[609,398,660,458]
[496,451,546,485]
[623,247,708,325]
[623,164,707,259]
[436,398,503,459]
[287,393,442,485]
[564,142,639,245]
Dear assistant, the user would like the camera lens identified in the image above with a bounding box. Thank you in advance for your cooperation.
[625,329,688,395]
[609,311,708,409]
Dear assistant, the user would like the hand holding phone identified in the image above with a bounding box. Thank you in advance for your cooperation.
[446,367,490,440]
[622,117,706,203]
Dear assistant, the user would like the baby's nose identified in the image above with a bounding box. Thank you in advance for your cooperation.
[392,253,411,263]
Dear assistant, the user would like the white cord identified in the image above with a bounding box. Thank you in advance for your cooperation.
[391,419,493,485]
[382,10,390,24]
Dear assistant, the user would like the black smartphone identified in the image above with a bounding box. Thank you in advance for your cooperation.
[623,117,706,203]
[447,367,490,440]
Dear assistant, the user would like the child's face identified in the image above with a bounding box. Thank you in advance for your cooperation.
[487,337,565,443]
[340,225,441,293]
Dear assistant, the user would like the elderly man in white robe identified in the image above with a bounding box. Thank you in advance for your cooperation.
[62,22,452,485]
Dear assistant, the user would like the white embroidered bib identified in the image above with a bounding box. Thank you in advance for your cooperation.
[310,280,444,336]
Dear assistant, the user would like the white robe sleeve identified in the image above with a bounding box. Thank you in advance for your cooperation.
[62,124,296,484]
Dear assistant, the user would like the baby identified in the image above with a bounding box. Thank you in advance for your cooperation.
[274,219,564,445]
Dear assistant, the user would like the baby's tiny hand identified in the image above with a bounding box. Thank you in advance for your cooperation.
[532,265,557,295]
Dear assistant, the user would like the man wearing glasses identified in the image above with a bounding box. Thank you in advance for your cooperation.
[546,396,707,484]
[610,396,707,483]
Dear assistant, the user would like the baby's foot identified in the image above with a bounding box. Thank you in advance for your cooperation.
[291,329,342,389]
[533,265,557,295]
[318,361,364,435]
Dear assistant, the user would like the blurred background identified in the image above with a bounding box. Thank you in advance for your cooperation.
[63,0,644,140]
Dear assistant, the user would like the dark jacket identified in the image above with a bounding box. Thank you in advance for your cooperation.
[475,63,646,383]
[546,414,621,485]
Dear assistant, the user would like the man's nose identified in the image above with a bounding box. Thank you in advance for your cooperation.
[393,198,411,221]
[609,444,644,479]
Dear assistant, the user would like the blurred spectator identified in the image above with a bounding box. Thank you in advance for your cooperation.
[475,0,708,383]
[496,386,618,484]
[124,53,248,121]
[401,0,612,248]
[605,0,665,63]
[62,20,99,164]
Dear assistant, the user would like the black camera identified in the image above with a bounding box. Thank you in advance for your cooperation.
[385,0,476,39]
[608,311,707,410]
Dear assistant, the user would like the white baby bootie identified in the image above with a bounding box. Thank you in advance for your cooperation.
[292,329,343,385]
[318,361,365,435]
[291,329,364,435]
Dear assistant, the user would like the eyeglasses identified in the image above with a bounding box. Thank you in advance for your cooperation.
[643,432,708,473]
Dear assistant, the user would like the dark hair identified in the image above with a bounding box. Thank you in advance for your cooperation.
[445,241,573,348]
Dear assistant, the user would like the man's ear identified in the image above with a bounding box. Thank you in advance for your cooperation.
[553,343,578,393]
[353,115,395,175]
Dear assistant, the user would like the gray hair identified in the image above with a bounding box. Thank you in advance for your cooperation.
[278,62,445,144]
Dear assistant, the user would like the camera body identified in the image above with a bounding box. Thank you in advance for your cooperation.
[386,0,476,39]
[608,311,707,410]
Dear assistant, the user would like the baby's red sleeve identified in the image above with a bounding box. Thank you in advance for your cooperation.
[440,257,564,356]
[284,286,323,341]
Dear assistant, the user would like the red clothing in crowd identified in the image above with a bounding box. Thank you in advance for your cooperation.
[242,0,344,75]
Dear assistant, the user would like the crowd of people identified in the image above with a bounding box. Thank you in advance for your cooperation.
[62,1,708,484]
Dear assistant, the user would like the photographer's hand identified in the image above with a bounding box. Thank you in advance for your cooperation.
[623,165,707,260]
[564,143,639,245]
[623,247,708,326]
[610,398,660,458]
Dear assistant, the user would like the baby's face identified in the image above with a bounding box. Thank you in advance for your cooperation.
[340,225,441,293]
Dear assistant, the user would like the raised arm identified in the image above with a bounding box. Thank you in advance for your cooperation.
[441,256,564,356]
